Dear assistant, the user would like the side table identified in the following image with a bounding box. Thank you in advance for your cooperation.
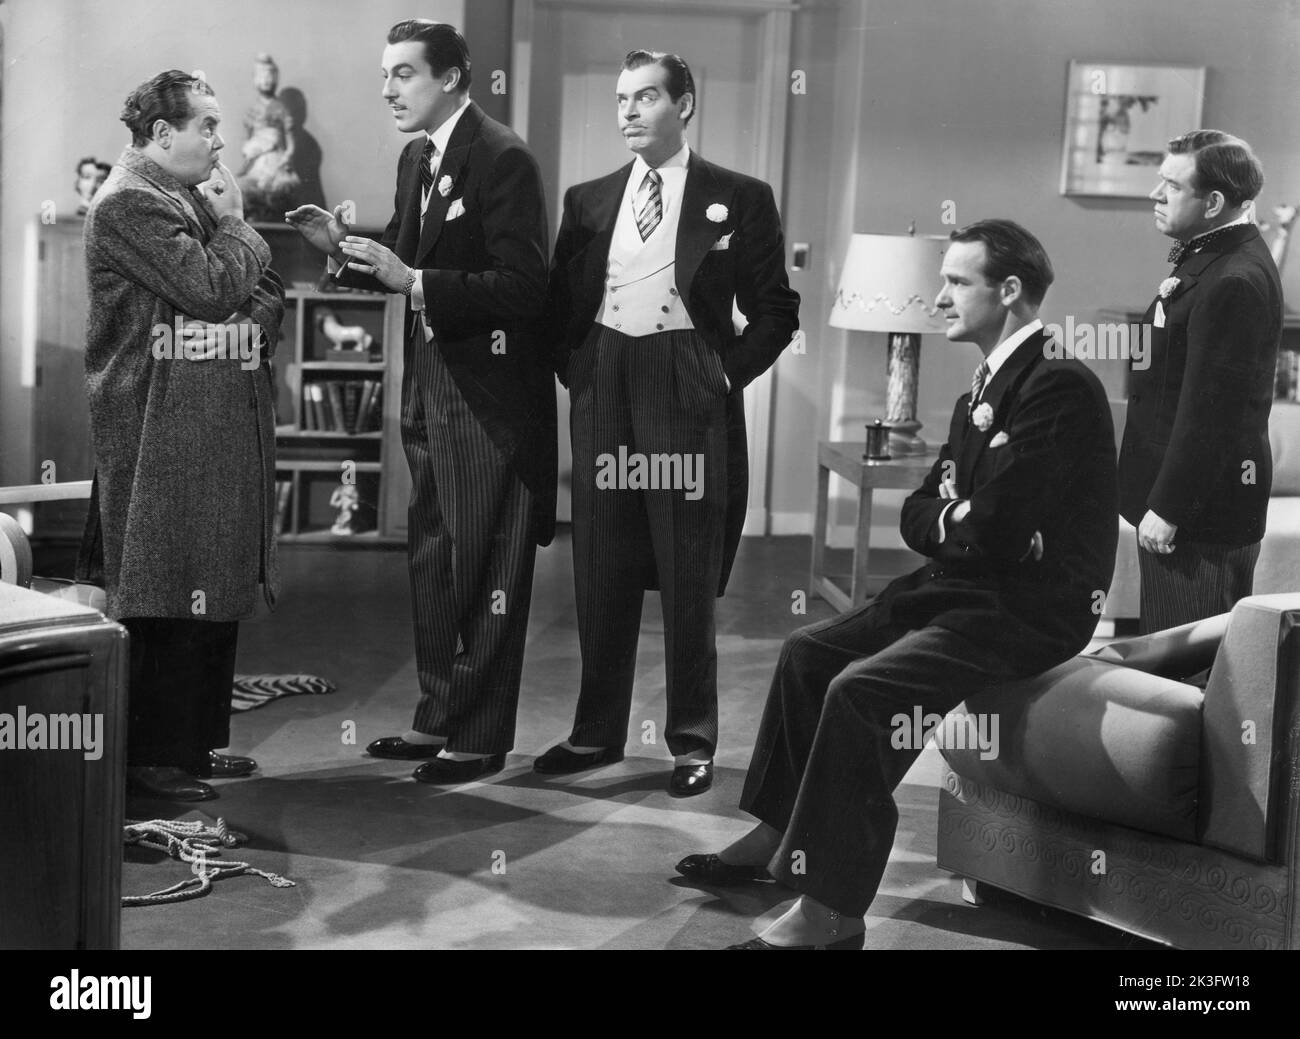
[810,442,933,612]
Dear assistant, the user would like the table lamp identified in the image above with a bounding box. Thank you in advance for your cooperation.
[829,230,949,455]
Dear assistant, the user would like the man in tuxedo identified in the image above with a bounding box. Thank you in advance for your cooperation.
[677,220,1117,947]
[287,20,554,783]
[1118,130,1282,633]
[83,70,283,801]
[537,50,799,796]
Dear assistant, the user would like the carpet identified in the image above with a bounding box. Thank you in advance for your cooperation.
[231,674,337,713]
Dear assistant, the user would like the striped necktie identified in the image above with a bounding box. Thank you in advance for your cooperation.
[636,169,663,241]
[419,138,436,201]
[969,360,990,413]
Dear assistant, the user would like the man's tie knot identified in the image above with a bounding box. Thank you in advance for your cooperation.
[636,169,663,242]
[969,361,990,412]
[419,138,437,197]
[1166,224,1239,268]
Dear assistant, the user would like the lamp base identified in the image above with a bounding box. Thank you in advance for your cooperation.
[885,418,927,456]
[884,332,927,455]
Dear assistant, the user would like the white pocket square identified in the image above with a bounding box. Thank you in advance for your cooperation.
[989,431,1010,448]
[709,233,732,251]
[446,199,466,221]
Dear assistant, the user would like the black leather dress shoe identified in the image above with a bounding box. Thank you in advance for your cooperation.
[668,761,713,797]
[533,743,624,775]
[675,853,767,885]
[412,753,506,785]
[728,933,865,950]
[126,766,217,802]
[192,751,257,778]
[366,736,446,760]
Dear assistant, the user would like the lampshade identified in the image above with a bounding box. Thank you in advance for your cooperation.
[828,233,949,334]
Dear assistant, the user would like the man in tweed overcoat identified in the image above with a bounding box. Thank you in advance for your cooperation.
[82,70,284,802]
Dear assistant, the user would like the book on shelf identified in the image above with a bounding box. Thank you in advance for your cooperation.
[342,380,363,432]
[326,381,345,432]
[274,479,293,535]
[299,377,382,433]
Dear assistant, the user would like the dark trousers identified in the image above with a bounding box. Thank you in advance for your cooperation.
[122,617,238,770]
[568,325,729,758]
[739,600,1053,917]
[402,335,536,754]
[1137,536,1261,634]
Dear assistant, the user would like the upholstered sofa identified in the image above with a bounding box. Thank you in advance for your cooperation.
[936,593,1300,950]
[1105,400,1300,621]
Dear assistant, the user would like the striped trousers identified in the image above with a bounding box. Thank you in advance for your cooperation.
[567,324,730,758]
[401,333,536,754]
[1137,535,1260,634]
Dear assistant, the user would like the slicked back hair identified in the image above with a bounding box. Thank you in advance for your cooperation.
[948,219,1054,307]
[622,49,695,124]
[1167,129,1264,208]
[388,19,472,92]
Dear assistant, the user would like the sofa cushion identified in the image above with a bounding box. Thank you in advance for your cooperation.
[1269,401,1300,495]
[938,656,1203,841]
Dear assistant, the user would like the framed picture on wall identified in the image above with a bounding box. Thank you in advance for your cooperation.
[1059,60,1206,199]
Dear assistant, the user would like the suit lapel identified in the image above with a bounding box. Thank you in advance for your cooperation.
[415,102,484,265]
[394,139,424,263]
[116,149,206,240]
[957,330,1046,491]
[675,156,732,297]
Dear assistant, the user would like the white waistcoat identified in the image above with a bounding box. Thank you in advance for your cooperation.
[595,175,695,337]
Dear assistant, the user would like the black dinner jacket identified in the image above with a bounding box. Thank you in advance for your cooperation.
[1117,223,1282,545]
[890,330,1118,668]
[339,101,556,546]
[546,152,800,592]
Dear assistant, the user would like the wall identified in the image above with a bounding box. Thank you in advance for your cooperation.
[772,0,1300,545]
[5,0,1299,537]
[1,0,467,489]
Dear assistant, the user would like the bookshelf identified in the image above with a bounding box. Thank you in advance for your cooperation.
[252,222,412,546]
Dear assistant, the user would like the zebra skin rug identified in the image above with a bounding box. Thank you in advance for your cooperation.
[231,674,337,712]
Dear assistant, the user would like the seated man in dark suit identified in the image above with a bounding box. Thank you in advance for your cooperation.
[677,219,1118,948]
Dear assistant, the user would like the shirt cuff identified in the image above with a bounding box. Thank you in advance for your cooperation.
[937,499,963,544]
[410,272,425,311]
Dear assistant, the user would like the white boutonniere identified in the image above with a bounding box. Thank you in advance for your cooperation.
[972,402,994,431]
[1158,276,1180,300]
[989,431,1010,448]
[437,174,453,198]
[706,203,728,223]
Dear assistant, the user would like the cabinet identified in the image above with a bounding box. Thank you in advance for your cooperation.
[33,220,94,541]
[0,582,128,949]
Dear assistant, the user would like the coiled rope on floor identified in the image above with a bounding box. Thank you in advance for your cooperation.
[123,817,295,906]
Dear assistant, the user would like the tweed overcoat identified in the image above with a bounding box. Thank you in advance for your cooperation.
[82,147,284,621]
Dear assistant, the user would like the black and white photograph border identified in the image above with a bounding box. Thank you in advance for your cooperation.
[0,0,1297,992]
